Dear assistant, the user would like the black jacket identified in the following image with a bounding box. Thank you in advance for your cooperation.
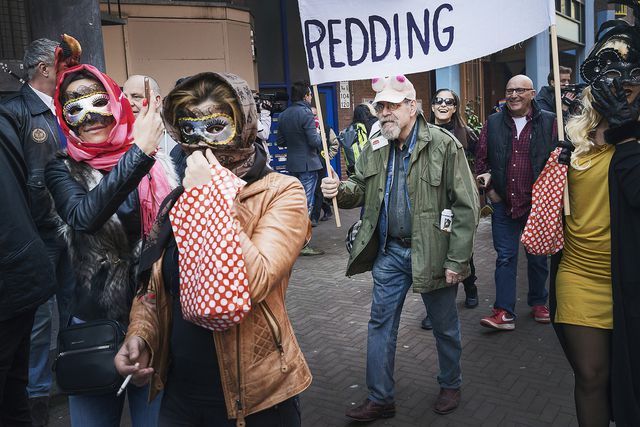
[485,101,557,201]
[45,145,155,323]
[2,84,66,232]
[536,85,569,123]
[0,106,55,321]
[550,141,640,426]
[609,141,640,426]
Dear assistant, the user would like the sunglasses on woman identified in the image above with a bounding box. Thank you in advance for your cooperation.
[433,97,456,107]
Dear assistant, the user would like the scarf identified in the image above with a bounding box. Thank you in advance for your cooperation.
[54,64,171,235]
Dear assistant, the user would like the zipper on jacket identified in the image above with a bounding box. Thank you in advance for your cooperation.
[235,325,245,427]
[260,303,288,373]
[58,344,111,357]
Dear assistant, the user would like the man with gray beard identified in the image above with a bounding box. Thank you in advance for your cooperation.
[322,75,478,421]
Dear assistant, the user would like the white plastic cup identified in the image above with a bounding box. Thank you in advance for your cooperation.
[440,209,453,232]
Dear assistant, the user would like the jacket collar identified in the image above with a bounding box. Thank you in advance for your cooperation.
[20,84,51,116]
[409,114,432,172]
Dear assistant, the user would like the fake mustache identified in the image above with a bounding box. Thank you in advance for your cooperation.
[77,113,115,130]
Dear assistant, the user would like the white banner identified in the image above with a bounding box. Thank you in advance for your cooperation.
[299,0,555,85]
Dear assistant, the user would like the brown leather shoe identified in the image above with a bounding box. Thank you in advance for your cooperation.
[433,387,461,415]
[345,398,395,421]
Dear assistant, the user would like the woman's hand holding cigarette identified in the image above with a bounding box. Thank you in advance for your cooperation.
[114,336,154,387]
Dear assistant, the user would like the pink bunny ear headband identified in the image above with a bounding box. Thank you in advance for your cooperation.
[371,75,416,104]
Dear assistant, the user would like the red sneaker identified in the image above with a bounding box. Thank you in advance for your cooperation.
[531,305,551,324]
[480,308,515,330]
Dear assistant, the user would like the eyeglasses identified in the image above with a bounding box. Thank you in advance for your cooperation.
[433,97,456,106]
[374,100,407,113]
[505,88,534,96]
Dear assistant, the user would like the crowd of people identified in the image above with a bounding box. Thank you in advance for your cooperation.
[0,8,639,427]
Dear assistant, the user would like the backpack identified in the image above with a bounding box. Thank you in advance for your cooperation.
[339,123,368,175]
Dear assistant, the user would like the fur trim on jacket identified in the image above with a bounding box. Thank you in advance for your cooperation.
[58,150,178,324]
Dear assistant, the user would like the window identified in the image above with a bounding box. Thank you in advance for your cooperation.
[0,0,29,60]
[615,4,628,18]
[555,0,585,44]
[556,0,584,21]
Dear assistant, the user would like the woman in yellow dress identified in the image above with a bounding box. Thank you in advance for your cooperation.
[551,13,640,425]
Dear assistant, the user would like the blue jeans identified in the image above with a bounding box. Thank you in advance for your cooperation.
[291,171,319,215]
[68,383,162,427]
[366,241,462,404]
[27,233,75,398]
[491,201,549,316]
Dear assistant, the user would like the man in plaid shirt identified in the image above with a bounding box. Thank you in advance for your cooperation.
[475,74,558,330]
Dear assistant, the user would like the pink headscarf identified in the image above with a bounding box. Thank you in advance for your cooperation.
[55,64,171,235]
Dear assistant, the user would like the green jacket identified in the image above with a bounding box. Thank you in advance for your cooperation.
[337,114,479,293]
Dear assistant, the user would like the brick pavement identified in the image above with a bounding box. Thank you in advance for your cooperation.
[50,208,586,426]
[292,209,580,427]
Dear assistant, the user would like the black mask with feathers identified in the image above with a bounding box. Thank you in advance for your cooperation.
[581,0,640,86]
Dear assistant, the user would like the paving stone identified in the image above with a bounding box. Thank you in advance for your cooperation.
[50,209,608,426]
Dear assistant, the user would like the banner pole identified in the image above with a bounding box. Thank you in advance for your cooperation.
[312,84,342,228]
[550,24,571,215]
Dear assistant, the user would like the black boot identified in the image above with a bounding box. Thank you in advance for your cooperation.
[463,284,478,308]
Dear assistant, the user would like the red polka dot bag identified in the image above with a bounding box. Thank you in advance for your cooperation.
[169,164,251,331]
[521,148,567,256]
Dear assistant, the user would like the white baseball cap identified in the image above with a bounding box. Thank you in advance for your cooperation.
[372,75,416,104]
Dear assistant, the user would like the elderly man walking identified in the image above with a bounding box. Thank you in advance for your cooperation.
[322,75,478,421]
[475,74,558,330]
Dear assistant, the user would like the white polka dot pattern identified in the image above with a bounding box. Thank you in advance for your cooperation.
[521,148,567,255]
[169,164,250,331]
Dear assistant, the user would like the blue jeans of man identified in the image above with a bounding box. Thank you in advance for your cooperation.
[366,241,462,404]
[491,201,549,316]
[27,233,75,398]
[69,383,162,427]
[291,171,318,215]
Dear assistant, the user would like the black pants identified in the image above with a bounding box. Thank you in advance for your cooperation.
[0,309,36,427]
[159,390,301,427]
[311,169,331,222]
[462,255,477,292]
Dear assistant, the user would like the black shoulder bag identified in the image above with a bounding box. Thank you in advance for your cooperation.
[53,319,125,395]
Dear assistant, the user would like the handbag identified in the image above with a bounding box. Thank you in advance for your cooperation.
[521,148,568,255]
[169,163,251,332]
[53,319,125,395]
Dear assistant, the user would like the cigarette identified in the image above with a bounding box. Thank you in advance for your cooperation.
[116,362,139,396]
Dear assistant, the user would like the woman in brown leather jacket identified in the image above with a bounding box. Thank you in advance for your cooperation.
[114,72,312,427]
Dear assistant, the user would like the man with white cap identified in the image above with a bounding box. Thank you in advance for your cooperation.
[322,75,478,420]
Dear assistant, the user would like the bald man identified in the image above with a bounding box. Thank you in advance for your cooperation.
[474,74,558,330]
[123,74,177,152]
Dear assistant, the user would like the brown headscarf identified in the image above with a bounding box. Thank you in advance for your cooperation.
[163,72,258,177]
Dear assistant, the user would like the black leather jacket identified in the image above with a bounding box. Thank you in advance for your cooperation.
[46,145,156,323]
[46,145,154,246]
[0,106,55,321]
[2,84,66,232]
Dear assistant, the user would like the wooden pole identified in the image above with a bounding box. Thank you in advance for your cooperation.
[550,24,571,216]
[312,85,341,227]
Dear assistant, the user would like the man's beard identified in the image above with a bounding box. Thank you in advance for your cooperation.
[380,120,401,140]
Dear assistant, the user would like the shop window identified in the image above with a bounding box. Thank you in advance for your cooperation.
[0,0,29,60]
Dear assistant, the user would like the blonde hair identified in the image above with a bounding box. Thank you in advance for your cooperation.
[565,86,601,170]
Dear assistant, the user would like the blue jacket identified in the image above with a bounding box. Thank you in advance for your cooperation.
[276,101,323,173]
